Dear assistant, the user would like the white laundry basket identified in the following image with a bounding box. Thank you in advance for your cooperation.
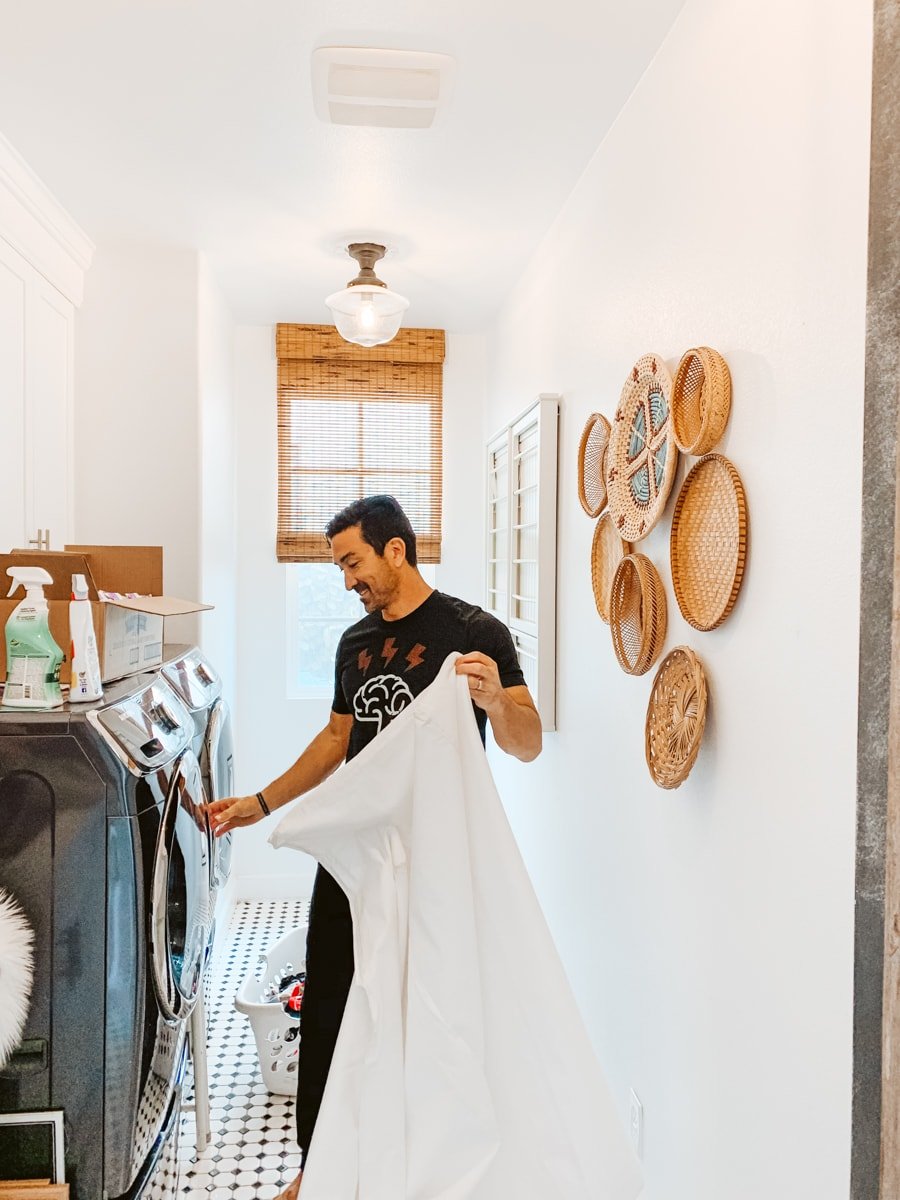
[235,923,308,1096]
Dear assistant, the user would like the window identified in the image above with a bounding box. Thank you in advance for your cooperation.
[286,562,437,698]
[486,395,559,730]
[275,323,445,563]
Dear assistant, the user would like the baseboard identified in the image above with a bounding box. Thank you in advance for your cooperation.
[232,874,314,901]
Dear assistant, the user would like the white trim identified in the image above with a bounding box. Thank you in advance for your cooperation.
[0,131,94,306]
[234,874,315,902]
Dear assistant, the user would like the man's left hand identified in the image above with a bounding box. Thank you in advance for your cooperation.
[455,652,502,711]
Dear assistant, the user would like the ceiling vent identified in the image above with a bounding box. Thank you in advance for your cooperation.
[311,47,455,129]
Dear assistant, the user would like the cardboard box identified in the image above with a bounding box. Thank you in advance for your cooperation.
[0,546,212,685]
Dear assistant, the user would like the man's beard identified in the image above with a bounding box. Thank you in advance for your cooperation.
[356,577,396,613]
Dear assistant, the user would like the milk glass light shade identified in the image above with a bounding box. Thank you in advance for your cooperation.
[325,243,409,348]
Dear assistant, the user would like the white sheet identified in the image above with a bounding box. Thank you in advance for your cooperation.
[271,653,643,1200]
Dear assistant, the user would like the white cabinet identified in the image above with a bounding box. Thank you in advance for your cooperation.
[0,237,75,552]
[0,236,27,553]
[28,274,74,549]
[0,131,91,554]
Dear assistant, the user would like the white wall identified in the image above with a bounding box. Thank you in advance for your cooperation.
[231,326,487,898]
[484,1,871,1198]
[75,242,238,664]
[74,241,202,645]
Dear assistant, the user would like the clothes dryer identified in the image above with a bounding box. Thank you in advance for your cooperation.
[158,647,233,1151]
[0,674,211,1199]
[159,647,233,903]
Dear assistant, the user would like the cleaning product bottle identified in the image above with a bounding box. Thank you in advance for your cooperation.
[69,573,103,703]
[3,567,64,710]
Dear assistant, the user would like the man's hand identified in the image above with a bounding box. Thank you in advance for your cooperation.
[455,652,542,762]
[206,795,266,838]
[455,651,504,712]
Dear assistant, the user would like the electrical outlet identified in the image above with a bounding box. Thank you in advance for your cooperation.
[628,1088,644,1158]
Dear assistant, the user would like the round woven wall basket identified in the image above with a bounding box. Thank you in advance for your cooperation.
[645,646,708,789]
[591,513,632,623]
[672,347,732,455]
[578,413,611,517]
[609,552,668,676]
[670,453,748,631]
[606,354,678,541]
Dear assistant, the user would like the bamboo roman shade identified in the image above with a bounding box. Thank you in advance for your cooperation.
[276,324,445,563]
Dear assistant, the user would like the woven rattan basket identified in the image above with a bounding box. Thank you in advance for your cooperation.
[591,513,631,623]
[671,347,732,455]
[609,553,668,676]
[578,413,611,517]
[606,354,678,541]
[645,646,708,788]
[670,453,748,631]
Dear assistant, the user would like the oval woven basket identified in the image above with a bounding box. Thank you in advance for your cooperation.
[645,646,708,789]
[672,347,732,455]
[670,453,748,631]
[578,413,611,517]
[591,513,632,623]
[609,553,668,676]
[606,354,678,541]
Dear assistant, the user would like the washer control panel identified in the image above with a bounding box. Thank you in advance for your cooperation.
[90,679,192,775]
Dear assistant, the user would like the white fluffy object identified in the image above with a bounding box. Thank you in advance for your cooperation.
[0,887,35,1069]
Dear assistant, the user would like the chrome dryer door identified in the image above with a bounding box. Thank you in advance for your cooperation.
[150,750,212,1022]
[204,698,234,891]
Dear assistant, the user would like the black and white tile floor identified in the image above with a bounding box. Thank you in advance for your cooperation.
[179,899,310,1199]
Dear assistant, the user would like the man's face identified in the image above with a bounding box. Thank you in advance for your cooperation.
[330,525,402,614]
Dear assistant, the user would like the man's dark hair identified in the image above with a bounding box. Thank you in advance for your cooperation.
[325,495,418,566]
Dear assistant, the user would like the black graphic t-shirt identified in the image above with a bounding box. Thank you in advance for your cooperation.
[332,590,526,761]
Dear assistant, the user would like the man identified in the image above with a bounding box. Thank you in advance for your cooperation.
[208,494,542,1198]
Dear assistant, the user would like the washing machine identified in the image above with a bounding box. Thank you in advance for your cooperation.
[0,673,212,1199]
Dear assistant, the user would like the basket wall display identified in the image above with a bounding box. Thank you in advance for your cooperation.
[591,513,632,623]
[609,552,668,675]
[577,413,611,517]
[645,646,708,789]
[671,347,732,455]
[606,354,678,541]
[670,453,748,632]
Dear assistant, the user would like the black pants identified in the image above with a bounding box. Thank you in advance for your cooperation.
[296,864,354,1166]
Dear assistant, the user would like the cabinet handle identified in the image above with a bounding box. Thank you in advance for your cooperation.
[27,529,51,550]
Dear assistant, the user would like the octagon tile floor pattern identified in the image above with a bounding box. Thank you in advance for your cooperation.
[179,898,310,1199]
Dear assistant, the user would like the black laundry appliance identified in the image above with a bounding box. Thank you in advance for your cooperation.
[0,673,212,1199]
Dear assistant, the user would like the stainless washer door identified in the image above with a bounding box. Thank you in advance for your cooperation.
[150,750,212,1022]
[204,699,234,891]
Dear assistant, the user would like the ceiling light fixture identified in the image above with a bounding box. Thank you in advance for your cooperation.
[325,242,409,348]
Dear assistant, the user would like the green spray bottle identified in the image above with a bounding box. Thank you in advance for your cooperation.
[3,567,64,709]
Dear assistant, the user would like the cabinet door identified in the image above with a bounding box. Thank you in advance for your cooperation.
[27,275,74,548]
[0,236,28,552]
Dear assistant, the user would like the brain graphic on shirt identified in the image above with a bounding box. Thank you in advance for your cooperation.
[353,674,414,733]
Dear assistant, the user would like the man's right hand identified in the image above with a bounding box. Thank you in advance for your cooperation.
[206,795,266,837]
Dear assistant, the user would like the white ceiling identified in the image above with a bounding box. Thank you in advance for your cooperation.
[0,0,685,330]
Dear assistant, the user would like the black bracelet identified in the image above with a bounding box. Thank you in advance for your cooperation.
[256,791,271,816]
